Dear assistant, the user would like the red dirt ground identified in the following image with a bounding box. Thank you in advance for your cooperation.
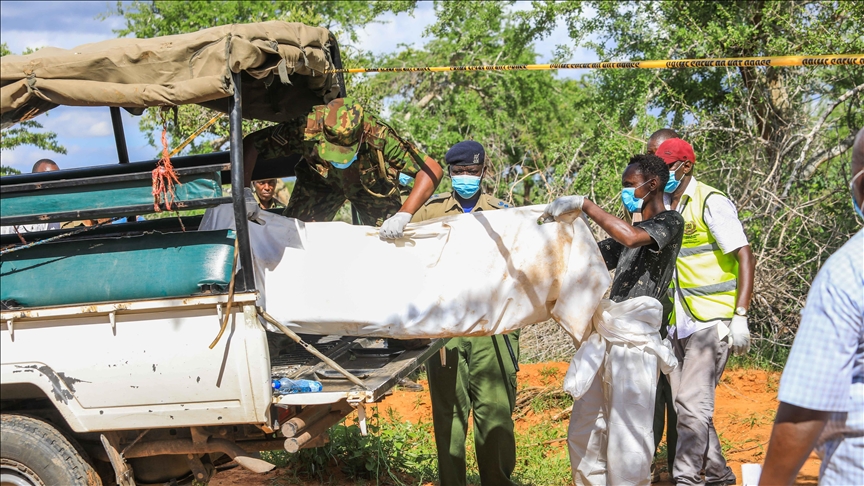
[212,363,820,485]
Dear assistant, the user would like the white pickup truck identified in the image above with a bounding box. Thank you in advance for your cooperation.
[0,285,441,485]
[0,21,442,485]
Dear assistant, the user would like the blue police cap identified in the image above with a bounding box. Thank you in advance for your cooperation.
[445,141,485,166]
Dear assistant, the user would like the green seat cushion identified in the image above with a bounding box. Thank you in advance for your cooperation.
[0,172,222,218]
[1,230,235,308]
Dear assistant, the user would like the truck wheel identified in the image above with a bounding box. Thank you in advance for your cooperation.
[0,414,101,486]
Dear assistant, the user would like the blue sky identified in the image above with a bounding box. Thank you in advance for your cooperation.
[0,1,596,172]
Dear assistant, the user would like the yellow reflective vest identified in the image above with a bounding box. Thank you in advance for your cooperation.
[672,180,739,322]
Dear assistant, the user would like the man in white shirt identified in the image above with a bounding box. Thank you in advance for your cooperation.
[656,139,756,486]
[1,159,62,236]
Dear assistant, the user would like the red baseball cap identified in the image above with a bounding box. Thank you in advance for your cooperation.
[656,138,696,165]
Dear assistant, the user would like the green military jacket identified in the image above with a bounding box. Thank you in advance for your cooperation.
[412,192,512,223]
[253,113,430,199]
[252,192,285,210]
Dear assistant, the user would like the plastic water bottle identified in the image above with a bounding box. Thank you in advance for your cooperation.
[271,377,323,395]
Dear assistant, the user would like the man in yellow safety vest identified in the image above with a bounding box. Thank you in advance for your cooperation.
[656,138,755,486]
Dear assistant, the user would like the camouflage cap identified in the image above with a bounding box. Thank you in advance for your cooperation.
[308,97,364,164]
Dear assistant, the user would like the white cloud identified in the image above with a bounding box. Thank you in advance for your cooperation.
[38,108,114,138]
[0,146,60,172]
[353,2,436,56]
[86,121,112,137]
[0,1,127,53]
[2,30,119,54]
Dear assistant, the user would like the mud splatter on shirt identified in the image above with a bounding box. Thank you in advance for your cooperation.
[598,210,684,303]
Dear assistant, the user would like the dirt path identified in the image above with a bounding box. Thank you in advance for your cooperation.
[213,363,819,485]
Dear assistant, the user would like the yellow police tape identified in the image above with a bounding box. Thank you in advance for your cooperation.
[325,54,864,74]
[169,112,225,157]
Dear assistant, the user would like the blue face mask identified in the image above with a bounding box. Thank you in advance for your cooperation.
[852,170,864,220]
[665,162,684,193]
[452,175,482,199]
[330,152,358,170]
[621,179,652,213]
[398,173,414,187]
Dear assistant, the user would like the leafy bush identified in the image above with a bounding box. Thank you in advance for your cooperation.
[268,407,437,485]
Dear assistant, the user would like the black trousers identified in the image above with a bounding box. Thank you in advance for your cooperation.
[653,372,678,473]
[654,299,678,474]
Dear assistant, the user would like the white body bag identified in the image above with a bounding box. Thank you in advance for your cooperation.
[200,204,610,341]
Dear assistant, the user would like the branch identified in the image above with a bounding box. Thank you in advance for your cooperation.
[782,82,864,197]
[590,108,644,144]
[563,141,586,188]
[685,125,775,148]
[778,134,805,158]
[799,133,857,180]
[727,440,769,455]
[507,169,539,204]
[416,92,436,110]
[210,136,229,151]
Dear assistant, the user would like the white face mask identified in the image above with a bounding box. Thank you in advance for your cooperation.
[450,167,484,199]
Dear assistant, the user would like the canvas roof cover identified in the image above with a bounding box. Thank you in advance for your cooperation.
[0,21,342,129]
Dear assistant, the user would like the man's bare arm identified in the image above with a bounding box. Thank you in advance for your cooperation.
[399,156,443,215]
[582,199,654,248]
[759,402,830,485]
[733,245,755,310]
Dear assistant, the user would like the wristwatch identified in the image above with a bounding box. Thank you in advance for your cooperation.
[735,307,748,317]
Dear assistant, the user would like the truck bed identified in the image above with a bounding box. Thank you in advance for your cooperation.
[271,335,444,406]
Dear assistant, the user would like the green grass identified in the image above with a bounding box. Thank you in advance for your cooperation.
[511,425,572,485]
[741,411,764,429]
[264,407,437,485]
[261,406,574,485]
[538,365,560,384]
[725,340,791,371]
[766,373,780,393]
[729,409,777,430]
[718,431,734,455]
[529,390,573,416]
[655,441,668,463]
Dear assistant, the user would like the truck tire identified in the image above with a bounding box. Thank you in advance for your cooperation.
[0,414,102,486]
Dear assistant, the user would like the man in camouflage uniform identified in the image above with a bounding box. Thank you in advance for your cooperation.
[252,178,284,210]
[241,97,443,238]
[413,141,520,486]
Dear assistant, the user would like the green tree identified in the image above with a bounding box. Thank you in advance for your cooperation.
[526,0,864,364]
[0,43,67,159]
[0,165,21,176]
[361,1,602,206]
[366,0,862,364]
[107,0,415,43]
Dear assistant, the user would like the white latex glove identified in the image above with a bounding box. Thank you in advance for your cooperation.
[379,212,412,239]
[540,195,585,223]
[243,188,265,225]
[729,315,750,356]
